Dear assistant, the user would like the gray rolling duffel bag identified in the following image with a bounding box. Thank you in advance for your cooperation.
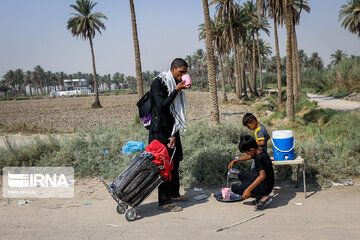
[99,147,175,221]
[111,151,163,207]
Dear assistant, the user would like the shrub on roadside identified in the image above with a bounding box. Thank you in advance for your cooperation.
[1,113,359,187]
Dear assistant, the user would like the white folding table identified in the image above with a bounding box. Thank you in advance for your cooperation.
[271,156,306,198]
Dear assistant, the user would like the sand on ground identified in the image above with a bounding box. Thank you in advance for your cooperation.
[307,93,360,111]
[0,177,359,240]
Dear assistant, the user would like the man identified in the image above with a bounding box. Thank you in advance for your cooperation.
[149,58,190,212]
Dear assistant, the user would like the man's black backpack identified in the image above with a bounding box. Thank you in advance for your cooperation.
[136,91,151,129]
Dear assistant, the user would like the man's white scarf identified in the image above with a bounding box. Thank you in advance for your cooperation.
[158,70,186,137]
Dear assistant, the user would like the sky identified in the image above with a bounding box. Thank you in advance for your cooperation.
[0,0,359,78]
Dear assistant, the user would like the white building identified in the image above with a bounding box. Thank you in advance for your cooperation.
[50,79,93,97]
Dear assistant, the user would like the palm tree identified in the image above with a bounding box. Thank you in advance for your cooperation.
[45,71,52,94]
[203,0,220,123]
[113,72,123,90]
[193,49,207,87]
[257,39,273,68]
[255,17,270,92]
[257,0,284,108]
[34,65,45,95]
[339,0,360,37]
[14,69,25,96]
[129,0,144,99]
[308,52,324,70]
[298,49,308,68]
[235,5,250,99]
[0,79,10,96]
[330,49,348,66]
[211,0,242,99]
[243,0,259,97]
[67,0,107,108]
[4,70,16,96]
[225,55,236,90]
[25,71,33,96]
[56,72,67,90]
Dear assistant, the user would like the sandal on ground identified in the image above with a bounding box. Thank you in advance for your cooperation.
[254,197,272,210]
[158,204,183,212]
[252,198,260,205]
[171,196,188,202]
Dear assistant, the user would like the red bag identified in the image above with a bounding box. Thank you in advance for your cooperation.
[145,140,173,181]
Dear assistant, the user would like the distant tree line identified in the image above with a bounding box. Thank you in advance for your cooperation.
[0,65,159,97]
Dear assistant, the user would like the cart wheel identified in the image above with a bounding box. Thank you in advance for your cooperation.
[125,208,137,221]
[116,203,128,214]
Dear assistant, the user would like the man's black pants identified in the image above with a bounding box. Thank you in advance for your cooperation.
[158,158,180,206]
[231,172,270,199]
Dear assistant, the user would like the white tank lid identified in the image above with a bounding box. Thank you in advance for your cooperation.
[272,130,293,139]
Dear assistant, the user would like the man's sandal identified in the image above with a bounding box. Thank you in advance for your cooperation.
[158,204,183,212]
[171,196,188,202]
[254,197,272,210]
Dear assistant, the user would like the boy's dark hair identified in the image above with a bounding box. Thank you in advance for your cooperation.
[170,58,188,69]
[238,135,258,152]
[242,113,258,126]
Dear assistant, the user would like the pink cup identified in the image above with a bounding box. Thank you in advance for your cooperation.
[181,74,192,86]
[221,187,231,200]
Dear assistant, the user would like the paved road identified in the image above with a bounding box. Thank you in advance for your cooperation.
[307,93,360,111]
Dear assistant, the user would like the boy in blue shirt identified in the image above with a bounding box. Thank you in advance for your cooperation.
[228,113,270,169]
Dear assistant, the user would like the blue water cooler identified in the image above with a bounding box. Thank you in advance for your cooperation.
[272,130,296,161]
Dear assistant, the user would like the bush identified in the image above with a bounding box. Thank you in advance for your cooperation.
[326,58,360,93]
[263,73,286,87]
[301,67,327,93]
[0,125,148,179]
[181,122,249,187]
[301,58,360,96]
[1,113,359,187]
[0,122,54,134]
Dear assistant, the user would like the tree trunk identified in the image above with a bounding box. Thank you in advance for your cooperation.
[129,0,144,99]
[252,35,258,97]
[241,45,248,99]
[217,51,228,102]
[237,44,243,95]
[89,37,101,108]
[227,6,241,99]
[294,28,302,94]
[274,16,282,109]
[285,6,294,119]
[234,46,241,99]
[291,23,298,104]
[256,31,263,93]
[225,54,236,92]
[202,0,219,123]
[29,85,32,96]
[248,58,255,96]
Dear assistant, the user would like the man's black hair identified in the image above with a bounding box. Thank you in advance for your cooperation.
[170,58,188,69]
[242,113,258,126]
[238,135,258,152]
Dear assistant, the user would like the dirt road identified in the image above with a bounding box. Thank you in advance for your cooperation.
[0,178,359,240]
[307,93,360,111]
